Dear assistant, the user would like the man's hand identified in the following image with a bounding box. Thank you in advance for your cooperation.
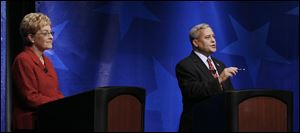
[218,67,238,83]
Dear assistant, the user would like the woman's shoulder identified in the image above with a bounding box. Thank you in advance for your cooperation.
[14,50,32,62]
[13,49,37,67]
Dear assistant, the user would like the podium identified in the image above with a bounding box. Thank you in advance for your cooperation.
[36,86,145,132]
[192,89,293,132]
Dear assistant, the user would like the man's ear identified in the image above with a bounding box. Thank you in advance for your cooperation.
[192,39,198,48]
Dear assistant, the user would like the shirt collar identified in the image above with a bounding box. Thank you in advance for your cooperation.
[193,50,211,61]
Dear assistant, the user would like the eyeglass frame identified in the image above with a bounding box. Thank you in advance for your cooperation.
[34,30,55,37]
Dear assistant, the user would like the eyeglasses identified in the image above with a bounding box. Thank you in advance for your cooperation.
[36,31,55,37]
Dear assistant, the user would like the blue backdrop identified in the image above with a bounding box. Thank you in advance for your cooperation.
[1,1,7,132]
[0,1,298,132]
[36,1,299,131]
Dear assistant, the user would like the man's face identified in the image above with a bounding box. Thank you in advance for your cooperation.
[192,27,216,56]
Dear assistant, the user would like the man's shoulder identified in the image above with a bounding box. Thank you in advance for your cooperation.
[176,54,197,71]
[211,56,226,67]
[177,55,193,65]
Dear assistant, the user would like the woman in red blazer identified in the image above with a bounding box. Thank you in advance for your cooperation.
[12,13,64,131]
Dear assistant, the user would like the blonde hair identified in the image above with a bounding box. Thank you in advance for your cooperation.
[19,13,51,46]
[189,23,211,44]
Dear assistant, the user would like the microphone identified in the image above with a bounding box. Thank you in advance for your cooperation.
[44,67,48,73]
[212,69,216,74]
[209,69,217,74]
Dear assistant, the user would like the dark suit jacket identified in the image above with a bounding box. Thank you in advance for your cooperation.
[175,51,234,132]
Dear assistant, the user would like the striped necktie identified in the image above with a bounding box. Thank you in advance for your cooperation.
[207,58,218,79]
[207,58,223,90]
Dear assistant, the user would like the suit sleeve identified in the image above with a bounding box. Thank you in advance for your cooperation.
[176,62,222,100]
[13,58,58,109]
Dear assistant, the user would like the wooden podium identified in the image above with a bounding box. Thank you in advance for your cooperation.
[191,89,293,132]
[36,86,145,132]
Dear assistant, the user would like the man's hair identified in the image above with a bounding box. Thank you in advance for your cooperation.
[19,13,51,46]
[189,23,211,45]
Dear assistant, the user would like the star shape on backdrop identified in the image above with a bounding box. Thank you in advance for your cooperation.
[220,15,290,86]
[146,57,182,131]
[287,6,299,16]
[94,1,160,39]
[45,21,69,70]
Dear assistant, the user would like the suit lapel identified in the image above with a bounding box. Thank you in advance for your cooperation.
[211,57,231,90]
[189,52,214,80]
[211,57,224,75]
[25,48,45,71]
[189,52,231,90]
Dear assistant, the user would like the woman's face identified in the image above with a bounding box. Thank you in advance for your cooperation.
[31,25,53,51]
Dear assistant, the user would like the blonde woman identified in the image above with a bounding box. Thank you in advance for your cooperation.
[12,13,64,131]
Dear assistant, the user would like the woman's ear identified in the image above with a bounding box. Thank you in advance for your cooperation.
[27,34,35,43]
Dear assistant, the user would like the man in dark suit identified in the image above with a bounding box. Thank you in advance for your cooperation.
[176,23,238,132]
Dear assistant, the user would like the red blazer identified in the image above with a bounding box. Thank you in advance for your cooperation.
[12,47,64,130]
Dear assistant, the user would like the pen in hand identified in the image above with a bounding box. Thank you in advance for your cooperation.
[237,68,246,71]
